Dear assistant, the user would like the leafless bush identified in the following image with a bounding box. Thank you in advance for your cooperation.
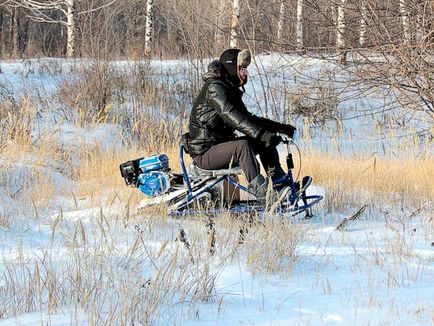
[15,59,65,77]
[0,86,34,147]
[286,82,340,125]
[353,48,434,125]
[57,60,127,124]
[56,60,194,151]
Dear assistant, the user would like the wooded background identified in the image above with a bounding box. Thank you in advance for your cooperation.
[1,0,434,119]
[0,0,433,61]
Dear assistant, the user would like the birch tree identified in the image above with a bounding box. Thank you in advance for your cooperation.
[399,0,411,44]
[10,0,77,57]
[215,0,228,52]
[230,0,240,48]
[359,0,367,47]
[65,0,75,57]
[276,0,286,46]
[336,0,348,64]
[296,0,304,51]
[11,0,116,58]
[144,0,154,56]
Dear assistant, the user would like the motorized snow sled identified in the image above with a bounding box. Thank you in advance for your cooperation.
[119,138,323,218]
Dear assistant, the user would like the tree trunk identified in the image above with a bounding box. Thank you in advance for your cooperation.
[66,0,76,58]
[359,0,367,47]
[20,17,29,55]
[277,0,286,47]
[0,7,3,58]
[214,0,226,52]
[296,0,304,51]
[144,0,155,56]
[214,0,228,52]
[230,0,240,48]
[414,4,423,46]
[336,0,347,64]
[11,7,19,58]
[399,0,411,44]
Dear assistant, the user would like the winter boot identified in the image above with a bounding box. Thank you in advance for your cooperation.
[267,166,287,187]
[273,172,313,196]
[247,174,268,202]
[296,176,312,195]
[247,174,292,206]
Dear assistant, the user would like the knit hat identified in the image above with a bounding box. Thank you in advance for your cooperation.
[219,48,251,86]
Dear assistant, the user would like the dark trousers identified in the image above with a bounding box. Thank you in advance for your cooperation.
[192,138,282,183]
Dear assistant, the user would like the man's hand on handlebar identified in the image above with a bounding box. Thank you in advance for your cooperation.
[277,123,296,139]
[260,131,283,148]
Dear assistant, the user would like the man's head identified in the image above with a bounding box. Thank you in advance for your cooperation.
[219,48,251,86]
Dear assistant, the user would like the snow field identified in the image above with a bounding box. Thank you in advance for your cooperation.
[0,56,433,325]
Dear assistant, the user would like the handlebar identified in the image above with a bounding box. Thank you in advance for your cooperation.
[280,137,294,145]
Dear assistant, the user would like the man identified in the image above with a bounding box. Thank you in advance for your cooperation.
[185,48,308,201]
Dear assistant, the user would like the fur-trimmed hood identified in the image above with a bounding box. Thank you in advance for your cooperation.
[219,48,251,86]
[203,59,222,81]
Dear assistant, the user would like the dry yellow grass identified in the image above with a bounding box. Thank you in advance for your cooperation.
[3,133,431,214]
[299,150,433,209]
[1,97,431,214]
[71,138,433,214]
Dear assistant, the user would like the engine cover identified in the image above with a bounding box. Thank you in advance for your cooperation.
[137,171,170,197]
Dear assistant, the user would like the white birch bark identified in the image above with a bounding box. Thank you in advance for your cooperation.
[230,0,240,48]
[144,0,154,55]
[12,0,117,58]
[359,0,367,47]
[336,0,347,64]
[296,0,304,51]
[399,0,411,44]
[277,1,286,45]
[66,0,75,58]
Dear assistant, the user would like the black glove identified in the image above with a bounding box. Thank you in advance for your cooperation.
[260,131,282,148]
[277,123,296,138]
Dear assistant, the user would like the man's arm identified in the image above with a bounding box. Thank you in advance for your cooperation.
[255,116,296,138]
[208,82,263,139]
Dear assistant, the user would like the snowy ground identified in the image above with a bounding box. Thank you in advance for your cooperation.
[0,57,433,325]
[0,204,432,325]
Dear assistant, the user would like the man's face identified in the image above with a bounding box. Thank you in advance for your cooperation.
[239,66,248,80]
[238,66,249,85]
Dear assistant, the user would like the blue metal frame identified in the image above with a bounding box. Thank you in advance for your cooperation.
[177,144,248,210]
[176,144,323,216]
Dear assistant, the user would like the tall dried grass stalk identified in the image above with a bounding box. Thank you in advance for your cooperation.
[301,150,434,210]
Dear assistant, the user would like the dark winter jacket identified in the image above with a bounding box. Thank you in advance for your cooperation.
[187,60,266,157]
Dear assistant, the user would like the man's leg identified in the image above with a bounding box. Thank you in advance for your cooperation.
[251,138,313,193]
[250,140,286,180]
[193,139,260,182]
